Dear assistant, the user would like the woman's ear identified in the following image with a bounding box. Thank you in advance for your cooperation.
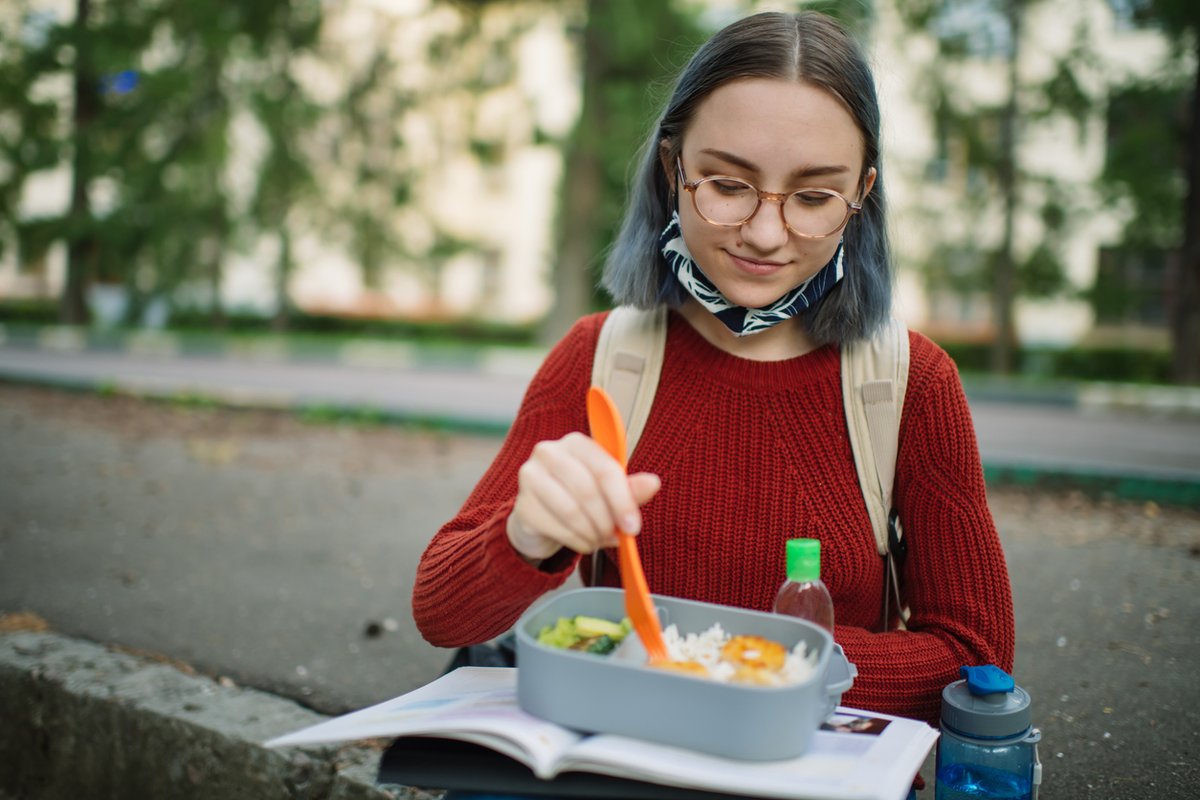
[659,139,675,192]
[860,166,878,201]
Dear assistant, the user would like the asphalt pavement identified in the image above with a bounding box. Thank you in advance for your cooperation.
[2,333,1199,798]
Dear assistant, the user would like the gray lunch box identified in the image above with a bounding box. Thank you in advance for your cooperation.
[515,587,856,761]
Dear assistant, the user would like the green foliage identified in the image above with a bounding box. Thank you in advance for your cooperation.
[938,340,992,373]
[0,297,59,325]
[939,339,1172,383]
[1040,199,1067,233]
[0,0,326,324]
[297,404,390,428]
[926,244,988,295]
[1040,345,1172,383]
[595,4,706,189]
[0,294,539,346]
[1083,246,1172,325]
[894,0,943,30]
[926,232,1068,307]
[943,101,1002,174]
[1143,0,1200,34]
[1038,56,1093,135]
[1098,81,1188,249]
[900,0,1134,373]
[167,306,538,346]
[1017,242,1068,298]
[774,1,876,37]
[563,0,707,311]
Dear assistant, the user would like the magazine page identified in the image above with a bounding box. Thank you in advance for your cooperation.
[266,668,937,800]
[557,709,938,800]
[264,667,583,777]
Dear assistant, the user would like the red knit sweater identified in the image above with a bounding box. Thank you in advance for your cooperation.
[413,310,1015,725]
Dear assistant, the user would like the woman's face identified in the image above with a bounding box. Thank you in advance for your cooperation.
[670,77,876,310]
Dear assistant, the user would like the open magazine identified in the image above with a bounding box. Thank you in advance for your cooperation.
[266,667,938,800]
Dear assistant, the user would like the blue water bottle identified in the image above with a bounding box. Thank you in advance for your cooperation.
[935,665,1042,800]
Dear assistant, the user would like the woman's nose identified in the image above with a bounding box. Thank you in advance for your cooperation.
[738,198,790,252]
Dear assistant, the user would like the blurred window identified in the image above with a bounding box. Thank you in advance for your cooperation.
[926,245,993,329]
[927,109,999,194]
[1091,247,1175,327]
[932,0,1013,60]
[20,10,57,48]
[1105,0,1157,31]
[1101,84,1187,286]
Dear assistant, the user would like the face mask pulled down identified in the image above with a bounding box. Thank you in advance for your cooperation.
[658,211,844,337]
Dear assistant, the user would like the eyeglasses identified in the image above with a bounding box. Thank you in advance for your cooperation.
[676,157,862,239]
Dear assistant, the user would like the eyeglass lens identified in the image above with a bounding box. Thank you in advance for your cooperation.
[693,179,850,237]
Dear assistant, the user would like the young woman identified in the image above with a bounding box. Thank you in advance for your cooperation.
[413,10,1014,729]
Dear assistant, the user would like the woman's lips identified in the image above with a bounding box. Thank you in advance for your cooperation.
[727,251,788,276]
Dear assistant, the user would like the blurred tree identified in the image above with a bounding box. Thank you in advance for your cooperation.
[540,0,704,343]
[1137,0,1200,383]
[0,0,325,328]
[93,2,238,329]
[0,7,70,312]
[1085,0,1198,383]
[790,0,875,33]
[239,1,323,331]
[63,0,98,324]
[306,2,562,322]
[1092,82,1186,339]
[896,0,1092,373]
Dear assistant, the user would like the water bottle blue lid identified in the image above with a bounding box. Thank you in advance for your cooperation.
[941,664,1031,740]
[962,664,1014,696]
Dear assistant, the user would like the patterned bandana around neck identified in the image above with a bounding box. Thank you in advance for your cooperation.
[658,211,845,337]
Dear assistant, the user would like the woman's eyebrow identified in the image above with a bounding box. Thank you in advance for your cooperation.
[698,147,851,180]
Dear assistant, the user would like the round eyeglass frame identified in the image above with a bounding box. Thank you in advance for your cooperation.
[675,157,862,240]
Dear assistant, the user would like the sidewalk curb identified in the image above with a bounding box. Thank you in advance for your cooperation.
[3,324,1199,508]
[0,630,436,800]
[0,370,516,438]
[1,367,1197,508]
[983,463,1200,508]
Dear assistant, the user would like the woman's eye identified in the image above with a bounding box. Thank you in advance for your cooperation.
[712,180,753,195]
[792,191,834,206]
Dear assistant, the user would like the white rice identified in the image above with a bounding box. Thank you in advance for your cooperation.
[660,622,820,685]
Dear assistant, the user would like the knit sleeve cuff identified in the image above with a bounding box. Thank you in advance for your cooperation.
[480,501,580,586]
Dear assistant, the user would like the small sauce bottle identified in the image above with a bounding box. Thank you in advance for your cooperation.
[773,538,834,633]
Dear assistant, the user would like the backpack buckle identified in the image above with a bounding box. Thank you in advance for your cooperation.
[887,509,906,565]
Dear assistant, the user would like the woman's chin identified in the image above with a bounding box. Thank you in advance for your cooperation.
[706,270,813,311]
[714,286,789,310]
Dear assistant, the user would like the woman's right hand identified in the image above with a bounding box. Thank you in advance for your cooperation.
[506,432,662,564]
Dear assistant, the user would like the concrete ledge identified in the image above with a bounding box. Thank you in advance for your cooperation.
[0,631,438,800]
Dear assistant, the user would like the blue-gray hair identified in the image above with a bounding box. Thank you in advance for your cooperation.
[601,11,892,345]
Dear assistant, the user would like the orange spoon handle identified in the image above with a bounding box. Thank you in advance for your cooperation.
[618,534,669,661]
[586,386,669,664]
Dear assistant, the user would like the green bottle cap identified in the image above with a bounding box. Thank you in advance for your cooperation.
[785,538,822,582]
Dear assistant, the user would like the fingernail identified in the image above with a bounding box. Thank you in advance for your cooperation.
[621,514,640,535]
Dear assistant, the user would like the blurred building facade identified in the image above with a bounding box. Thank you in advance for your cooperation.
[871,0,1183,347]
[1,0,580,326]
[0,0,1187,347]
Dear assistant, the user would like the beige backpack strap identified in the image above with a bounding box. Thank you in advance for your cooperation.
[591,305,668,458]
[842,317,910,628]
[588,305,667,587]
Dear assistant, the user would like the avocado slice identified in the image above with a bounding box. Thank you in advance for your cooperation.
[573,615,626,640]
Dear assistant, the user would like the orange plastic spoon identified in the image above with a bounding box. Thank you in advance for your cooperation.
[586,386,669,664]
